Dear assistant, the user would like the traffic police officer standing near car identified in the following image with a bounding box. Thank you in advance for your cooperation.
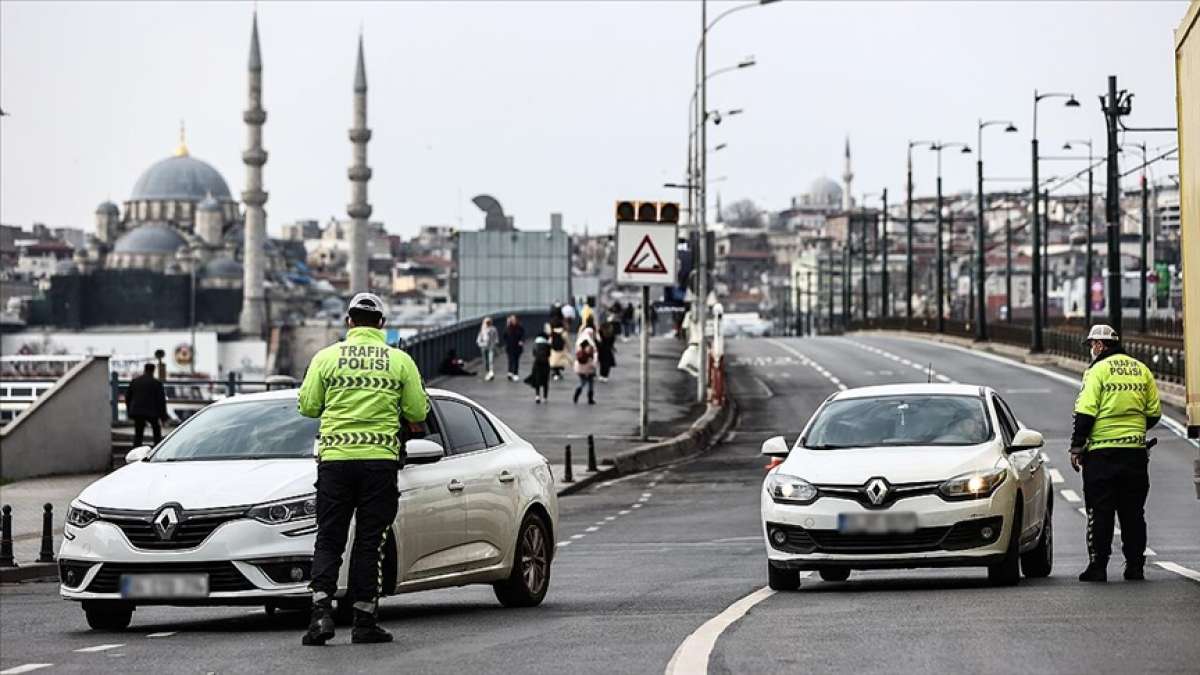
[298,293,428,645]
[1069,324,1161,583]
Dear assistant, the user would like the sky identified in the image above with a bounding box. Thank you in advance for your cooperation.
[0,1,1188,237]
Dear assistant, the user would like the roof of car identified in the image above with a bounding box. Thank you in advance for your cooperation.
[833,383,991,400]
[210,386,461,406]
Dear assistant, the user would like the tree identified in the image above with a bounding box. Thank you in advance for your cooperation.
[722,199,763,229]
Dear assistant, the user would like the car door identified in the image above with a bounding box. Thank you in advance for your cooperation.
[435,399,520,571]
[396,407,468,583]
[993,395,1044,542]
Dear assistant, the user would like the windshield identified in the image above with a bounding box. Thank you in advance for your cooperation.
[803,395,992,449]
[150,400,318,461]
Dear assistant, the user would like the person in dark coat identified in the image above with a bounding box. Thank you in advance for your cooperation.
[524,333,552,403]
[127,363,168,447]
[503,315,526,381]
[597,317,618,382]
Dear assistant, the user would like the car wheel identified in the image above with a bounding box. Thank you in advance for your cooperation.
[83,601,133,631]
[1021,501,1054,578]
[818,568,851,582]
[987,502,1023,587]
[494,513,552,608]
[767,562,801,591]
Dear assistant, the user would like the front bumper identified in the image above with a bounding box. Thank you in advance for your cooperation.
[58,517,315,604]
[760,485,1016,570]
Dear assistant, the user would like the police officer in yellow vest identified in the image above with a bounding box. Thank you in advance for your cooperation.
[1069,324,1161,583]
[298,293,428,645]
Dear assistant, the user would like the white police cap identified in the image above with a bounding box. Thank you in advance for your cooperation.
[1083,324,1119,343]
[347,292,387,317]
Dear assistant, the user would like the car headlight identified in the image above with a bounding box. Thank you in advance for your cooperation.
[765,474,819,505]
[939,468,1007,501]
[247,494,317,524]
[66,504,98,528]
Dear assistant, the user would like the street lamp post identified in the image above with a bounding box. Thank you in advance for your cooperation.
[906,141,936,324]
[860,192,879,321]
[806,269,813,335]
[881,188,889,319]
[1031,89,1080,350]
[976,119,1018,341]
[1063,139,1096,328]
[930,141,972,333]
[1005,216,1013,323]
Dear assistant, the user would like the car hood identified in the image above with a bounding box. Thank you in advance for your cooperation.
[77,459,316,510]
[779,443,1000,485]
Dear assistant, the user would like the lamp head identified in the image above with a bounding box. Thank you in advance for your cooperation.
[1065,95,1081,108]
[1004,123,1018,133]
[961,145,973,154]
[738,56,756,68]
[1062,142,1072,150]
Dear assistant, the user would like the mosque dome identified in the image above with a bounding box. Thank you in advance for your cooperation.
[112,223,188,254]
[807,176,843,206]
[95,200,119,215]
[130,151,232,202]
[202,256,243,279]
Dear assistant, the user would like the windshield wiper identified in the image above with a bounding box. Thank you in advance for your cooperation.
[804,444,852,450]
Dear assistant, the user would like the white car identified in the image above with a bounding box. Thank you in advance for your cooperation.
[58,388,559,630]
[761,383,1052,589]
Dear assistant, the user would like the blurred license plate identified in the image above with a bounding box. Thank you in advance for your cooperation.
[120,574,209,599]
[838,512,918,534]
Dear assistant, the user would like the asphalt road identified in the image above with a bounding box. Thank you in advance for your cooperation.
[1,335,1197,674]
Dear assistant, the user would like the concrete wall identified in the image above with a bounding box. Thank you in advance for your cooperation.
[1,356,111,481]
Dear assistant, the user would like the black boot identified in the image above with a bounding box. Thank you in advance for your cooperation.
[351,608,393,644]
[1124,559,1145,581]
[301,600,335,646]
[1078,559,1108,583]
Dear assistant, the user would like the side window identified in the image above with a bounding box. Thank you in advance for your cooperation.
[435,399,487,455]
[475,409,502,447]
[992,396,1017,444]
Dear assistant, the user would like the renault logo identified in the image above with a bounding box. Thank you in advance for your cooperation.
[152,505,181,540]
[864,478,890,506]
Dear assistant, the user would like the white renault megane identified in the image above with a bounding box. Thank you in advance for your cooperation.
[59,388,558,630]
[761,384,1052,589]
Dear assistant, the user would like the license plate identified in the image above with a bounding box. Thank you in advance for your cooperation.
[838,512,918,534]
[120,574,209,599]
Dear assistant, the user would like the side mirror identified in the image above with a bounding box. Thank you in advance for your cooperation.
[125,445,151,464]
[760,436,790,458]
[1007,428,1044,453]
[406,439,445,465]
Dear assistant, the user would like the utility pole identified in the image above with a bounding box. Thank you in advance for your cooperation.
[881,188,889,319]
[826,257,834,333]
[696,0,708,404]
[1043,189,1051,328]
[806,269,814,336]
[1086,151,1095,328]
[842,243,850,329]
[906,152,914,323]
[1101,75,1128,331]
[936,171,945,332]
[1031,149,1043,351]
[975,163,988,340]
[861,209,869,320]
[1005,216,1013,323]
[1140,169,1150,333]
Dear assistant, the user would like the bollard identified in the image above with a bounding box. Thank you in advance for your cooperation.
[586,434,598,473]
[563,445,574,483]
[0,505,16,568]
[37,503,55,563]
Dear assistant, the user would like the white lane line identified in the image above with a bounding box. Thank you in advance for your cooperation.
[843,339,958,384]
[767,340,848,392]
[146,632,177,638]
[632,503,643,509]
[585,526,599,533]
[605,516,617,521]
[557,541,571,548]
[74,644,124,653]
[0,665,54,675]
[1048,468,1065,484]
[665,586,777,675]
[618,509,631,515]
[1060,489,1082,503]
[570,533,586,540]
[641,492,653,498]
[1155,561,1200,583]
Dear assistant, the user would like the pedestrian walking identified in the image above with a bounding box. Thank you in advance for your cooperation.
[476,317,499,381]
[1069,324,1161,583]
[503,315,526,381]
[297,292,429,645]
[548,317,570,381]
[621,302,636,340]
[597,317,618,382]
[573,326,597,405]
[581,297,595,330]
[525,333,552,403]
[126,363,168,447]
[561,302,577,334]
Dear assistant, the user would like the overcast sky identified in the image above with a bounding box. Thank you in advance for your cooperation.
[0,1,1187,237]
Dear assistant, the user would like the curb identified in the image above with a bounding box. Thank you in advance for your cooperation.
[611,398,738,475]
[556,466,620,497]
[0,562,57,584]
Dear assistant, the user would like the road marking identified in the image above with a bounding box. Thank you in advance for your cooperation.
[632,503,643,509]
[570,534,586,540]
[768,340,848,392]
[1060,489,1082,503]
[585,526,599,532]
[1048,468,1065,484]
[1155,561,1200,583]
[619,509,631,515]
[74,644,124,653]
[1144,546,1157,556]
[843,339,958,384]
[557,541,571,548]
[0,665,54,675]
[605,516,617,521]
[146,632,177,638]
[665,586,777,675]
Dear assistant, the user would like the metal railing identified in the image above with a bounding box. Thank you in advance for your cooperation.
[398,308,548,382]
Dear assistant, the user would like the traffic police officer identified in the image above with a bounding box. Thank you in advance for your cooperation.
[1069,324,1161,583]
[298,293,429,645]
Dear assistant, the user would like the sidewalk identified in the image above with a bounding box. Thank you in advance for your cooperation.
[433,335,702,487]
[1,473,102,577]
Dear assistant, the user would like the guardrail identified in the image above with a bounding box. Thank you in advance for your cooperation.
[848,317,1186,385]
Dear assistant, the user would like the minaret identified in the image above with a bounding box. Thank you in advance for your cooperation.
[347,34,372,293]
[841,136,854,212]
[239,12,268,336]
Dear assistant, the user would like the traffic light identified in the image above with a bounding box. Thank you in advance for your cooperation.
[637,202,658,222]
[614,200,681,224]
[615,201,636,222]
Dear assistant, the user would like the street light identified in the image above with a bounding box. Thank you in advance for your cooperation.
[906,140,937,323]
[975,119,1018,341]
[1062,139,1097,328]
[1030,89,1079,351]
[859,192,880,321]
[686,60,755,223]
[930,141,973,333]
[1119,141,1151,334]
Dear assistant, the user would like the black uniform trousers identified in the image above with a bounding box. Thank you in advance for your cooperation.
[309,459,400,611]
[1081,447,1149,564]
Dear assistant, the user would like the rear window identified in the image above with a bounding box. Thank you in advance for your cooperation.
[804,395,992,449]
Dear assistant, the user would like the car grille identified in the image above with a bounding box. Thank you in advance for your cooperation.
[85,561,254,594]
[814,481,942,510]
[768,516,1003,555]
[97,506,246,551]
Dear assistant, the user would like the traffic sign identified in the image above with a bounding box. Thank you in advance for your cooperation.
[616,221,677,286]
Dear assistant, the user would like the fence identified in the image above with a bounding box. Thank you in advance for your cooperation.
[848,316,1186,385]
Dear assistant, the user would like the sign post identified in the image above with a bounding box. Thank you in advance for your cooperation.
[615,201,679,441]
